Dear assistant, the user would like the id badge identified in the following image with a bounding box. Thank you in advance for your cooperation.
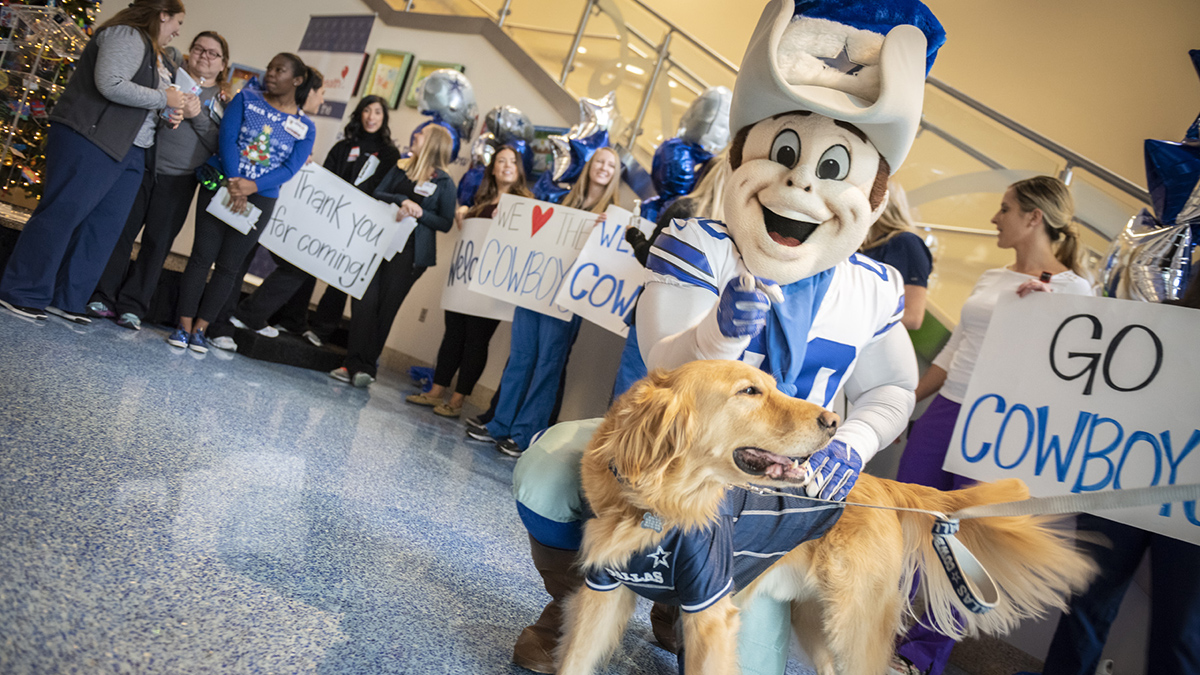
[415,181,436,197]
[348,146,361,162]
[284,116,308,140]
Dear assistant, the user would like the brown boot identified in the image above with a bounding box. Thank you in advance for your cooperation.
[512,535,584,673]
[650,602,681,654]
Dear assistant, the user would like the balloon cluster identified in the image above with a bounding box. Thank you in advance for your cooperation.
[1101,50,1200,302]
[532,91,617,203]
[411,69,478,162]
[457,105,536,206]
[639,86,732,223]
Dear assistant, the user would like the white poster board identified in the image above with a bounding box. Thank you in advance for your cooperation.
[553,205,647,336]
[944,293,1200,544]
[441,217,517,322]
[468,193,600,321]
[262,164,410,300]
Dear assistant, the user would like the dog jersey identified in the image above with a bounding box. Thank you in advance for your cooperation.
[645,217,905,408]
[584,488,841,611]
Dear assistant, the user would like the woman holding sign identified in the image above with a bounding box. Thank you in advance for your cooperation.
[890,175,1094,675]
[329,124,456,388]
[407,145,534,417]
[168,53,318,352]
[482,146,621,457]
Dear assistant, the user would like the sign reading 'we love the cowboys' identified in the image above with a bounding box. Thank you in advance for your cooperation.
[553,205,653,336]
[468,194,600,320]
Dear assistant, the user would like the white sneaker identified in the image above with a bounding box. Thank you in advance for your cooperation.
[210,335,238,352]
[229,315,277,337]
[302,330,323,347]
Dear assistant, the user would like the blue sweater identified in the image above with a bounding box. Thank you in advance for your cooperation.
[209,88,316,199]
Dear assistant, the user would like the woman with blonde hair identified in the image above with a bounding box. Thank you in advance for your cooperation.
[330,123,457,388]
[860,180,933,330]
[890,174,1091,675]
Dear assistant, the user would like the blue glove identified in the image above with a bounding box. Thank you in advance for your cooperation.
[804,440,862,501]
[717,273,783,338]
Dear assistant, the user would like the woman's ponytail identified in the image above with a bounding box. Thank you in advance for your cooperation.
[295,66,324,109]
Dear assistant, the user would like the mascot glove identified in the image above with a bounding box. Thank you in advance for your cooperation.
[717,272,783,338]
[803,440,862,502]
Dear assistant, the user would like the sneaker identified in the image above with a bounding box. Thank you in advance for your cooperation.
[271,324,290,334]
[887,655,926,675]
[210,335,238,352]
[302,330,323,347]
[465,415,489,434]
[352,371,375,388]
[166,327,189,348]
[465,425,494,443]
[46,306,92,324]
[0,299,47,320]
[496,437,524,458]
[406,392,443,407]
[188,328,209,353]
[86,301,115,319]
[229,316,278,337]
[329,367,351,383]
[433,402,462,418]
[115,313,141,331]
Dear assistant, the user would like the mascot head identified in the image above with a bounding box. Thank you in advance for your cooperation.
[724,0,945,284]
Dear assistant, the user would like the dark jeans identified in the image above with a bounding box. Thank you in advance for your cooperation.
[343,242,424,377]
[433,310,501,396]
[92,171,198,318]
[177,188,276,324]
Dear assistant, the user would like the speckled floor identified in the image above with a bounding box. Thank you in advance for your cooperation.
[0,312,832,675]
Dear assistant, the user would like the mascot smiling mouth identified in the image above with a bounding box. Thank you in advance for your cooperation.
[762,205,820,247]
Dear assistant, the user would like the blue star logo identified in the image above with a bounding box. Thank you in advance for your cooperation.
[819,45,864,76]
[647,546,671,569]
[448,79,464,94]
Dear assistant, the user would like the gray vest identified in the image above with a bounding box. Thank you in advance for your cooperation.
[49,27,158,162]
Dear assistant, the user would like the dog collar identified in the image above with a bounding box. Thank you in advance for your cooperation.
[609,462,665,532]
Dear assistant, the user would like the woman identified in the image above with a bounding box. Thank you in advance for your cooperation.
[483,146,620,457]
[860,180,933,330]
[891,175,1093,675]
[230,95,399,340]
[328,123,456,388]
[87,30,230,331]
[0,0,188,321]
[169,53,317,352]
[407,145,534,417]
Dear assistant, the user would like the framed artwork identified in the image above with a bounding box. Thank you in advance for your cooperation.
[362,49,413,109]
[404,60,466,109]
[227,63,265,96]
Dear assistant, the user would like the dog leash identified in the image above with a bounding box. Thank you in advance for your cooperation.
[735,481,1200,615]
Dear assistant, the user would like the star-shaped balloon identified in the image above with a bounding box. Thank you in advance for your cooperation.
[1145,139,1200,227]
[1186,49,1199,142]
[568,91,617,141]
[677,86,732,155]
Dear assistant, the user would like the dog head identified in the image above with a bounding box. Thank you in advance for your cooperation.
[588,360,839,527]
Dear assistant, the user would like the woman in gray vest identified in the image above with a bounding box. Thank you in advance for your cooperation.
[87,30,231,332]
[0,0,190,322]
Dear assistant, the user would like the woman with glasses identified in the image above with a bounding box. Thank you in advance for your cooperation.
[87,31,232,331]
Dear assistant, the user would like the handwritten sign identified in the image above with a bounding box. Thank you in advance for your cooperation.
[263,164,411,300]
[468,193,599,321]
[944,294,1200,544]
[441,217,517,322]
[553,205,647,336]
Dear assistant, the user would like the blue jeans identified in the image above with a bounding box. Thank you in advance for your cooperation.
[610,326,647,402]
[0,124,145,312]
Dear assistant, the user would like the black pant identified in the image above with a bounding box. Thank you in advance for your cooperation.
[270,274,347,338]
[177,188,276,324]
[91,171,198,318]
[433,310,501,397]
[343,242,424,377]
[234,252,310,330]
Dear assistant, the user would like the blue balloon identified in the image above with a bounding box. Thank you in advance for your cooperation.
[532,171,570,203]
[639,194,676,224]
[558,131,611,184]
[1144,138,1200,226]
[457,163,486,207]
[652,138,712,199]
[505,138,535,177]
[412,117,463,162]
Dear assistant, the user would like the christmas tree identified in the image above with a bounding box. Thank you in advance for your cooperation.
[0,0,100,209]
[242,125,273,166]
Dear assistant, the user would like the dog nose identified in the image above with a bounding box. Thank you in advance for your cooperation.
[817,411,839,433]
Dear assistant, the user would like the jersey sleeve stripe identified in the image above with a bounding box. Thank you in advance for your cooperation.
[585,578,622,592]
[653,233,714,276]
[873,318,902,337]
[647,254,719,295]
[679,578,734,613]
[693,218,730,241]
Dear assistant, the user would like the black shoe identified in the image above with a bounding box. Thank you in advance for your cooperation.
[46,306,92,324]
[465,415,488,434]
[496,437,523,458]
[0,299,47,320]
[466,426,495,443]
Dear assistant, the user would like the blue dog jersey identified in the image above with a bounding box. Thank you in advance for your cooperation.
[584,487,841,611]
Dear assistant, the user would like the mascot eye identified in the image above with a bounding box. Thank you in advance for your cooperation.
[816,145,850,180]
[770,130,800,169]
[738,386,762,396]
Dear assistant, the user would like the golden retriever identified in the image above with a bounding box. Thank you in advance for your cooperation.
[556,360,1097,675]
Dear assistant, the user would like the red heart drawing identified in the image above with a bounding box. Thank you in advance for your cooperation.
[531,205,554,236]
[341,66,350,78]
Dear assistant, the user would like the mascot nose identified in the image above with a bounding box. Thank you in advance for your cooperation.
[817,411,839,433]
[785,178,811,192]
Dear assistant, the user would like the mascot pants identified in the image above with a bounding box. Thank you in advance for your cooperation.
[512,419,792,675]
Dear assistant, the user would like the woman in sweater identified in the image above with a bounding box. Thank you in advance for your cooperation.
[329,123,456,388]
[87,30,231,331]
[407,145,534,417]
[169,52,317,352]
[0,0,189,321]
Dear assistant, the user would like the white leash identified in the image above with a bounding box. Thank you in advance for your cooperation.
[735,481,1200,614]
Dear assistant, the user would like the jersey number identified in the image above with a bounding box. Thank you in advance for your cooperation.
[795,339,857,407]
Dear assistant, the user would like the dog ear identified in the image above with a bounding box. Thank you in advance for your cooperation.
[597,370,693,487]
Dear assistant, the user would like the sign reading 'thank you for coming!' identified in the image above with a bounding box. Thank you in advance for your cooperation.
[263,164,411,300]
[944,293,1200,544]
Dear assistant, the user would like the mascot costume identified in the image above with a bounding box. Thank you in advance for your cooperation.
[508,1,945,673]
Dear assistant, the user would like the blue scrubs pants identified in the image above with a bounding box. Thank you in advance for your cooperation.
[0,124,145,313]
[610,325,648,402]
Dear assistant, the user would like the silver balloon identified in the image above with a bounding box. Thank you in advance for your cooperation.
[471,133,497,168]
[568,91,617,140]
[677,86,732,154]
[484,105,534,143]
[548,134,572,182]
[1101,209,1193,302]
[416,69,477,140]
